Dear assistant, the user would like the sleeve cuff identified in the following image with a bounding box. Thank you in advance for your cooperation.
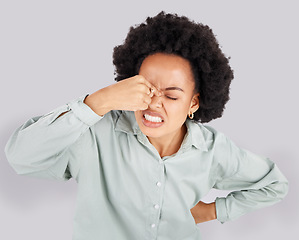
[215,197,229,224]
[68,95,104,127]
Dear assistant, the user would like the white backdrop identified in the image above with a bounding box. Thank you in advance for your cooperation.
[0,0,298,239]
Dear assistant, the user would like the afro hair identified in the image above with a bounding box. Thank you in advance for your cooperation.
[113,11,234,123]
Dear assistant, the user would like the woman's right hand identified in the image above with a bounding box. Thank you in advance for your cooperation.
[84,75,161,116]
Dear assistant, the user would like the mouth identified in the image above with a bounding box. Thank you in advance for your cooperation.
[141,113,165,128]
[143,113,164,123]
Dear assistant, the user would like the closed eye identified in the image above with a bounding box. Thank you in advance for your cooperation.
[166,96,178,100]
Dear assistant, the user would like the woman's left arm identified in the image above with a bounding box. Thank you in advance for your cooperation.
[212,133,289,224]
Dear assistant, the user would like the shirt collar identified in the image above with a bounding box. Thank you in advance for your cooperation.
[114,110,208,152]
[184,119,208,152]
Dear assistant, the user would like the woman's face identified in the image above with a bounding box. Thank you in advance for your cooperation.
[134,53,199,140]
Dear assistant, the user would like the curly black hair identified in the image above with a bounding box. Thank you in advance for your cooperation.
[113,11,234,123]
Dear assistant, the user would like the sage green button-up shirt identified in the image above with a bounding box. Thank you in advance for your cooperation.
[5,96,288,240]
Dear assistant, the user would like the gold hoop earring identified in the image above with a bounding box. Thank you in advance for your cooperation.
[188,112,194,119]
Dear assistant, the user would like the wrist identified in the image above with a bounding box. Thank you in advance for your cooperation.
[209,202,217,220]
[84,87,113,116]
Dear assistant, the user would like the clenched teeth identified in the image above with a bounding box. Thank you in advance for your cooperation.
[144,114,163,123]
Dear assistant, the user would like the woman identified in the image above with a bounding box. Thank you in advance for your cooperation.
[5,12,288,240]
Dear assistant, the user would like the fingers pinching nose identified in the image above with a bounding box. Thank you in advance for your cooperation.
[148,88,154,96]
[149,87,162,97]
[149,88,156,96]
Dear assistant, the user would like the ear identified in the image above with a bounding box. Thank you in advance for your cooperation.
[189,93,200,113]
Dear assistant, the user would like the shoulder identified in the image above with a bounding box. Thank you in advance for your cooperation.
[194,123,241,178]
[189,121,229,150]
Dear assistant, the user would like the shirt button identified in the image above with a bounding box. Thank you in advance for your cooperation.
[151,223,156,228]
[154,204,160,209]
[156,182,162,187]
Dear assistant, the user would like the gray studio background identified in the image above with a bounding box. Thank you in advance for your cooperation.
[0,0,298,239]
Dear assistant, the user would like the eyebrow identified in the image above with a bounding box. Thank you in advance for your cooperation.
[162,87,184,92]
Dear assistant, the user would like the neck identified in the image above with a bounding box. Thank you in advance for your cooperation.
[147,123,187,158]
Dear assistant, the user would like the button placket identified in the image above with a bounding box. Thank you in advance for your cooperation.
[148,161,165,237]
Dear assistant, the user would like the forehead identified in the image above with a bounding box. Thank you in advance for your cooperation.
[138,53,195,89]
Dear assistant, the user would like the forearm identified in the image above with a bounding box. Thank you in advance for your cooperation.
[215,164,289,223]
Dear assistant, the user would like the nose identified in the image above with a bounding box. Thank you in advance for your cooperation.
[149,90,163,108]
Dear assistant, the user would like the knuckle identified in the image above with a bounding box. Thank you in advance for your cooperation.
[137,75,145,82]
[142,84,150,92]
[137,84,145,91]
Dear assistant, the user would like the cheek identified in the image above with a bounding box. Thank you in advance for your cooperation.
[164,100,189,114]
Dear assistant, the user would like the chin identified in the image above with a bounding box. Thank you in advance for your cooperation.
[142,129,161,137]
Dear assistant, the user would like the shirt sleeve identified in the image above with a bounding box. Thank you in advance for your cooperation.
[4,95,104,181]
[212,132,289,224]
